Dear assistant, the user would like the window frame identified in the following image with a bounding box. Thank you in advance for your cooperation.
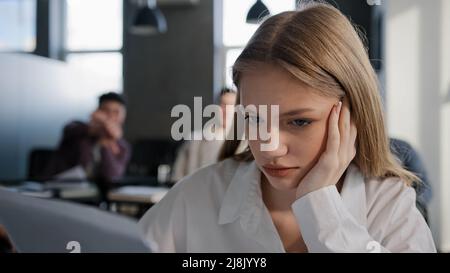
[61,0,124,91]
[0,0,37,53]
[219,0,297,89]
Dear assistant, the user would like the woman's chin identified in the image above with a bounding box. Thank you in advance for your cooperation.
[263,172,303,192]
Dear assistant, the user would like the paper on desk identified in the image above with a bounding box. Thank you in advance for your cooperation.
[114,186,169,195]
[54,165,87,180]
[108,186,169,204]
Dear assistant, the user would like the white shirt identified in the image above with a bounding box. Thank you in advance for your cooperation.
[139,158,436,253]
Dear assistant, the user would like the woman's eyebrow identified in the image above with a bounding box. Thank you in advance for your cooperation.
[280,108,316,117]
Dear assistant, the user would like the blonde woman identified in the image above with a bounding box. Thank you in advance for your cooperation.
[139,2,436,252]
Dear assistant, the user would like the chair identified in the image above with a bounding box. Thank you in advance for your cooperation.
[389,138,431,223]
[126,139,183,178]
[27,148,56,181]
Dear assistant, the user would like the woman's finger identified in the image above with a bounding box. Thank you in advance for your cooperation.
[338,98,351,150]
[348,121,357,160]
[326,101,342,155]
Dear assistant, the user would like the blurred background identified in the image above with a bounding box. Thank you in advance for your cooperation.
[0,0,449,252]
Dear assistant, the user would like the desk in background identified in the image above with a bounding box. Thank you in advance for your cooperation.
[107,185,169,218]
[0,177,173,218]
[0,180,100,205]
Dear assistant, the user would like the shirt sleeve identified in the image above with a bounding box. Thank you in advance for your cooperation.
[138,184,187,252]
[291,185,436,253]
[99,140,131,180]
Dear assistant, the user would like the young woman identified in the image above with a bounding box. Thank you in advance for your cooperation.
[139,2,436,252]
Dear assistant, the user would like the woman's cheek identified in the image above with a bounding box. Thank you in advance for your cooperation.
[306,123,329,158]
[291,125,327,159]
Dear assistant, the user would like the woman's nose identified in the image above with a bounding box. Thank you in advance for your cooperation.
[259,136,288,158]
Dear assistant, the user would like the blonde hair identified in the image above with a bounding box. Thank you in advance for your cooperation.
[219,1,419,185]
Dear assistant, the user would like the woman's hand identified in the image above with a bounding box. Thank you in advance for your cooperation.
[295,99,357,199]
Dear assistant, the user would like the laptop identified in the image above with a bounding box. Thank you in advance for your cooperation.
[0,188,152,253]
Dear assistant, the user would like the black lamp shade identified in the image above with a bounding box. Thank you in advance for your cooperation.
[130,6,167,35]
[246,0,270,24]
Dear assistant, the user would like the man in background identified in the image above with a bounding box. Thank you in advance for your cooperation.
[45,92,131,182]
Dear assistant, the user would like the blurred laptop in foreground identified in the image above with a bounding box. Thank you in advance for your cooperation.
[0,188,152,253]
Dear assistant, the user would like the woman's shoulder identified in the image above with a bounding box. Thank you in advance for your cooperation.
[171,158,245,197]
[363,175,416,213]
[182,157,241,180]
[139,158,245,221]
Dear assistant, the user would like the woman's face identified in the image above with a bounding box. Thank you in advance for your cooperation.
[240,64,340,191]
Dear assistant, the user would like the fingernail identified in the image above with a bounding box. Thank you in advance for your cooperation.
[335,102,341,114]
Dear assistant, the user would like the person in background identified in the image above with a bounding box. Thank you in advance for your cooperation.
[46,92,131,182]
[170,88,237,182]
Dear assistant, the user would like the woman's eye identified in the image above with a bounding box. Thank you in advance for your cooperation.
[289,119,311,127]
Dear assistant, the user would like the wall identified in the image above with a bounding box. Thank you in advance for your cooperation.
[0,53,107,180]
[385,0,450,251]
[123,0,216,142]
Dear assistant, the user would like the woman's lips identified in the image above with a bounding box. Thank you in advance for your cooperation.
[262,165,299,178]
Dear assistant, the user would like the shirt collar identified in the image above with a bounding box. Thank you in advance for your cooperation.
[339,163,368,226]
[218,160,259,225]
[218,161,367,227]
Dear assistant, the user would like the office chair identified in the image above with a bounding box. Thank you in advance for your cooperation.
[389,138,431,223]
[126,139,183,178]
[27,148,56,181]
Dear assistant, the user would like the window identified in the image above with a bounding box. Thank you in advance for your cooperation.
[64,0,123,92]
[0,0,36,52]
[222,0,296,88]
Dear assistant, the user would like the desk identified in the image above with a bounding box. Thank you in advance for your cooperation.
[107,186,169,218]
[107,186,168,204]
[0,180,100,205]
[45,181,99,203]
[110,175,176,188]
